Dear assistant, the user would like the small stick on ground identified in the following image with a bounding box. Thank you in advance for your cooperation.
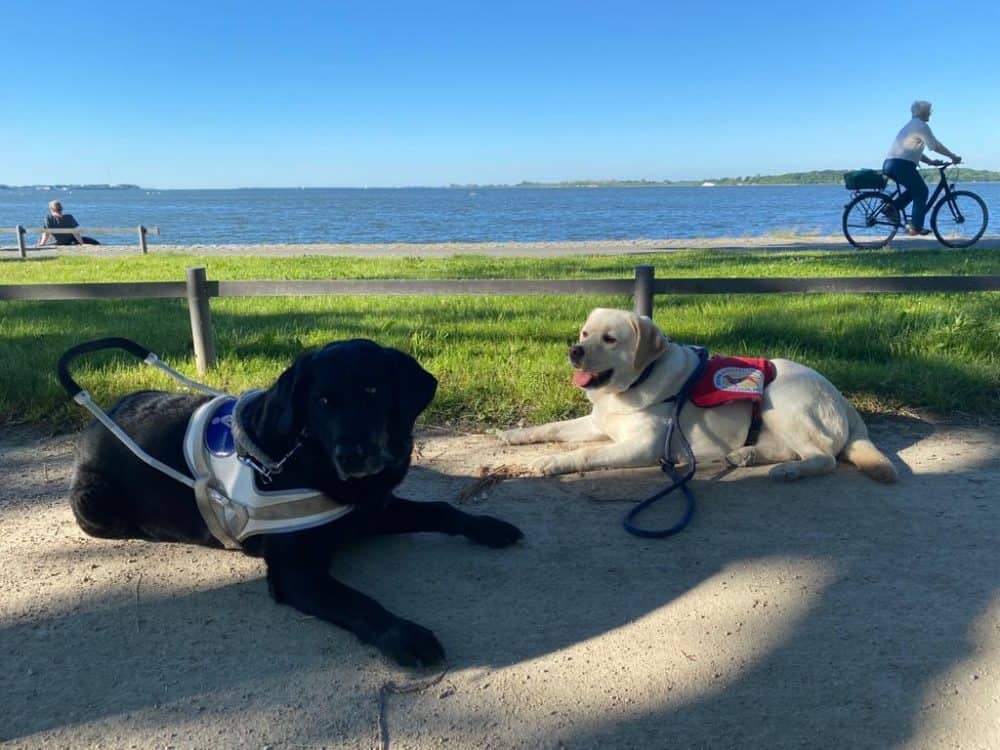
[133,572,143,632]
[456,464,531,503]
[377,668,450,750]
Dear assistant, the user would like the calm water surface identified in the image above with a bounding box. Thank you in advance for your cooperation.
[2,184,998,245]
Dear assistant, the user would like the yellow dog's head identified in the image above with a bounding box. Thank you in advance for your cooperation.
[567,308,667,393]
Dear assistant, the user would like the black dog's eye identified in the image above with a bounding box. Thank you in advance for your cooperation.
[602,333,617,344]
[364,386,377,396]
[318,396,330,406]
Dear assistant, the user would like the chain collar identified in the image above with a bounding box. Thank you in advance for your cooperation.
[231,389,308,484]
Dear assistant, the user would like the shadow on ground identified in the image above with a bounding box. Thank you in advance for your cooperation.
[1,421,997,748]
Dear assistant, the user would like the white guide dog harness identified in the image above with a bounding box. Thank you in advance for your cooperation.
[184,394,352,549]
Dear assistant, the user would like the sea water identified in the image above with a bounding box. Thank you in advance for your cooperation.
[2,184,997,245]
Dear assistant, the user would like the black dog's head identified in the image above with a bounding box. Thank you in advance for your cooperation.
[253,339,437,483]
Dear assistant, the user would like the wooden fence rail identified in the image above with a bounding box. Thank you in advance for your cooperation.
[3,273,997,302]
[1,265,997,374]
[0,225,160,258]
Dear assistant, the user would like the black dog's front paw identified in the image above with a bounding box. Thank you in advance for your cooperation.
[462,515,524,548]
[376,619,445,667]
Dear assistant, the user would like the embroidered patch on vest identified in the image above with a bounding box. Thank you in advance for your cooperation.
[690,356,776,408]
[714,366,764,394]
[204,398,237,457]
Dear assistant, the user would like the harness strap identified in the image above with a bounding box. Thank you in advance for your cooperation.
[73,391,197,490]
[193,477,243,550]
[623,346,708,538]
[185,397,351,548]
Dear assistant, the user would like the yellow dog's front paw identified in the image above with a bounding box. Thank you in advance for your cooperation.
[498,428,531,446]
[725,447,756,468]
[530,454,587,476]
[529,455,566,476]
[768,463,801,482]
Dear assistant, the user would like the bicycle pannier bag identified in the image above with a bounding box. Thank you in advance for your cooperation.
[843,169,887,190]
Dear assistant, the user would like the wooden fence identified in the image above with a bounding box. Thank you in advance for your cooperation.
[1,265,997,374]
[0,226,160,257]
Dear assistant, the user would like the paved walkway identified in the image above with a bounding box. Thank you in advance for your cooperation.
[5,234,984,260]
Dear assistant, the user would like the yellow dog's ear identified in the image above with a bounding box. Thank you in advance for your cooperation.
[629,314,666,371]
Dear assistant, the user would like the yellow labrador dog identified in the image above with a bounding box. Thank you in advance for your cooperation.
[500,308,897,483]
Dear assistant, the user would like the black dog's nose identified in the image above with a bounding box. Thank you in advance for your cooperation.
[569,344,584,363]
[334,443,368,472]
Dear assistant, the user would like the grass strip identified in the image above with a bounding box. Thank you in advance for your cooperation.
[2,290,997,429]
[1,246,999,284]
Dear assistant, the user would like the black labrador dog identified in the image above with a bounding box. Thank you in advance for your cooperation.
[69,339,522,666]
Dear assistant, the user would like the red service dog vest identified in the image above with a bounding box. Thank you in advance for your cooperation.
[689,356,776,408]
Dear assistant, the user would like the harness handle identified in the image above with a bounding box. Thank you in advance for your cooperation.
[56,337,230,491]
[57,337,152,397]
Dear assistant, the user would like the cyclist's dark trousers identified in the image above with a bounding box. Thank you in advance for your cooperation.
[883,158,929,229]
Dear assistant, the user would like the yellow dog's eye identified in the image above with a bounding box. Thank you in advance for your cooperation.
[581,330,589,338]
[602,334,617,344]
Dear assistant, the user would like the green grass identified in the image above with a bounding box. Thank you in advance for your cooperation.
[1,248,998,429]
[2,245,999,282]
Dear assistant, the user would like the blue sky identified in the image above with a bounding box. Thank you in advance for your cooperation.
[5,0,999,188]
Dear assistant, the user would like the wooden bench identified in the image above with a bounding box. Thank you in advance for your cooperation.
[1,225,161,258]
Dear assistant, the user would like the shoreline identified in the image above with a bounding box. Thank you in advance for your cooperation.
[4,234,967,258]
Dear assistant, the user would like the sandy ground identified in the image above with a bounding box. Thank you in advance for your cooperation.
[1,417,998,749]
[3,235,976,260]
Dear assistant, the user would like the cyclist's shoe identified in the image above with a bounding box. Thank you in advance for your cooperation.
[879,204,899,223]
[905,224,930,236]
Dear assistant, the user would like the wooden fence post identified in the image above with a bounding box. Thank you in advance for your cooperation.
[185,267,216,374]
[633,265,654,317]
[138,226,148,254]
[16,225,27,259]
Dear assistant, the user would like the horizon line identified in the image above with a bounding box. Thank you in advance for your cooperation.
[6,165,998,192]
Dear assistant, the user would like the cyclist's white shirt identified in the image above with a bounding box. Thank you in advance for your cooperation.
[886,117,943,163]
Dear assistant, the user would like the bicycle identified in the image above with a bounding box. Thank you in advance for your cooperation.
[841,163,988,249]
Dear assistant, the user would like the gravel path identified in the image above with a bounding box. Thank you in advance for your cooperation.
[2,418,997,749]
[4,235,962,259]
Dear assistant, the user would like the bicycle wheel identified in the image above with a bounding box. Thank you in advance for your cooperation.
[931,190,989,248]
[842,191,898,249]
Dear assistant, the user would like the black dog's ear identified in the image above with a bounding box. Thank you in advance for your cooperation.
[385,347,438,426]
[257,352,313,438]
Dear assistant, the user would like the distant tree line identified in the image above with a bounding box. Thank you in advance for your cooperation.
[701,168,1000,185]
[451,168,1000,189]
[0,184,140,190]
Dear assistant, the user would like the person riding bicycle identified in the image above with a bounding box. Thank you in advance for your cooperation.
[883,100,962,236]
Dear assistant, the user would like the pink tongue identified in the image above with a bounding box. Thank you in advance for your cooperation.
[572,370,598,388]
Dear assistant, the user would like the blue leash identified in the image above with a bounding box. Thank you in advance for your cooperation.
[623,346,709,539]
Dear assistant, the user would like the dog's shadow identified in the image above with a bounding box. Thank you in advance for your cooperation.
[2,420,995,747]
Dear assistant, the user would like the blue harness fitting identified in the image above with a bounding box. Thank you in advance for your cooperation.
[184,395,352,549]
[57,339,353,551]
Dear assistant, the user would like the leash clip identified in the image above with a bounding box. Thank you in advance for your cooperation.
[237,430,307,485]
[238,453,275,484]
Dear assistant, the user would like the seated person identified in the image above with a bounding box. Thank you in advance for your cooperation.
[37,201,100,246]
